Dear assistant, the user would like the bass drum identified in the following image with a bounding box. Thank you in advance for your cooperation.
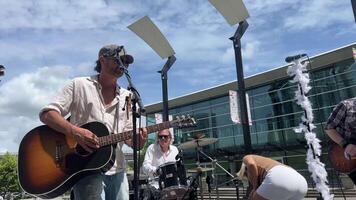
[157,161,189,199]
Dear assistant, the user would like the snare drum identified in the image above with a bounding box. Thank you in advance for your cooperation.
[157,161,187,189]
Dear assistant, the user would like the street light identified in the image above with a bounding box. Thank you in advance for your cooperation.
[208,0,252,153]
[128,16,176,200]
[128,16,176,122]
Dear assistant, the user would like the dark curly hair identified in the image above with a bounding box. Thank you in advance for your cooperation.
[94,59,101,73]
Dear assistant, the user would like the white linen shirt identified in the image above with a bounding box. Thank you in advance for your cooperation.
[142,143,179,188]
[40,75,133,175]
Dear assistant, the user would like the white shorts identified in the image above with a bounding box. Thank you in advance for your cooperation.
[256,165,308,200]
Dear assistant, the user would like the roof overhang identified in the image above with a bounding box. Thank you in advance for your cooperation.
[145,43,356,114]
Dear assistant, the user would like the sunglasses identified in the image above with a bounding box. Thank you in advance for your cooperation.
[158,135,170,140]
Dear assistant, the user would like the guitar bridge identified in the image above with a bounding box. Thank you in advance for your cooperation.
[55,141,63,167]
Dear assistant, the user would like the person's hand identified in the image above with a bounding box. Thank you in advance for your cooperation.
[139,127,148,146]
[71,125,99,153]
[344,144,356,160]
[153,168,159,177]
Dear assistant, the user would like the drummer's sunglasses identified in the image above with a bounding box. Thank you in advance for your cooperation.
[158,135,170,140]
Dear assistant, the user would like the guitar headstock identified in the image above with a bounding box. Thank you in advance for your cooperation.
[172,115,197,128]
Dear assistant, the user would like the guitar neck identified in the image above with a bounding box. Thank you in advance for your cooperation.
[98,121,172,147]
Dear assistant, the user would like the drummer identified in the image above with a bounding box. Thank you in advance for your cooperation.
[142,129,179,193]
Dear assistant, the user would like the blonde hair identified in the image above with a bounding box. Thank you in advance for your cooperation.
[236,163,248,181]
[156,129,174,145]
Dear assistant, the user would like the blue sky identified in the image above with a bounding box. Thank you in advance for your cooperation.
[0,0,355,153]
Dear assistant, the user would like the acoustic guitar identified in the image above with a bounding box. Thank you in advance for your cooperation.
[18,116,196,199]
[328,141,356,173]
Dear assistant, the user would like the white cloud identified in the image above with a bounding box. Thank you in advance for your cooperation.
[221,41,261,63]
[173,62,236,88]
[0,66,72,152]
[0,66,71,115]
[283,0,352,31]
[221,47,234,65]
[243,41,261,60]
[0,116,39,153]
[0,0,142,30]
[0,0,355,153]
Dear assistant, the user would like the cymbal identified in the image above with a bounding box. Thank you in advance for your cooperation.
[187,167,215,173]
[192,133,205,139]
[178,138,218,150]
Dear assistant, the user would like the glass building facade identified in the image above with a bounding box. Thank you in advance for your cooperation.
[144,43,356,186]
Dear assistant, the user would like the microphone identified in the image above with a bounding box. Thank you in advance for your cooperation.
[175,149,183,161]
[120,55,134,65]
[0,65,4,76]
[285,54,307,63]
[114,45,134,65]
[115,55,134,70]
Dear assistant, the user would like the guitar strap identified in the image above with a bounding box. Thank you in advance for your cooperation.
[102,97,121,172]
[113,96,121,148]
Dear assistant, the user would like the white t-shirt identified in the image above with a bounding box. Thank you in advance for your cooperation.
[40,75,133,175]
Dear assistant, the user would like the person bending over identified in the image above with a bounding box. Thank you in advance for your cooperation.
[237,155,307,200]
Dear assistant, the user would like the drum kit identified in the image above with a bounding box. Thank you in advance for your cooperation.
[139,134,237,200]
[129,134,239,200]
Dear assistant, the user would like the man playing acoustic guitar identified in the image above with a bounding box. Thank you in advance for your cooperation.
[39,44,148,199]
[325,97,356,184]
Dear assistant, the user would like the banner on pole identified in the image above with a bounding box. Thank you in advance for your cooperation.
[246,93,252,126]
[229,90,240,124]
[229,90,252,125]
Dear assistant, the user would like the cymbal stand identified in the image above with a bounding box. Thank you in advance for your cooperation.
[182,171,201,200]
[198,149,237,200]
[212,159,219,200]
[195,143,204,200]
[206,175,212,200]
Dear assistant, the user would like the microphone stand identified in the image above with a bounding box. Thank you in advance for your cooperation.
[124,69,145,200]
[198,149,238,200]
[182,171,202,200]
[206,175,211,200]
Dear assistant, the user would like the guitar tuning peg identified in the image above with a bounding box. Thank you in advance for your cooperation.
[191,118,197,126]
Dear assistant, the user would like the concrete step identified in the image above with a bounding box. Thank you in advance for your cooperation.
[196,187,356,199]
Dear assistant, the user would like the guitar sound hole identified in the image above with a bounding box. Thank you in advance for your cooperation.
[75,145,92,157]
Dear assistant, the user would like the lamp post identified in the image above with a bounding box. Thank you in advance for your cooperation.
[229,20,251,153]
[158,55,176,121]
[129,16,176,123]
[209,0,252,153]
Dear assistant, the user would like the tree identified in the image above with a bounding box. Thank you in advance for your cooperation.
[0,153,21,199]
